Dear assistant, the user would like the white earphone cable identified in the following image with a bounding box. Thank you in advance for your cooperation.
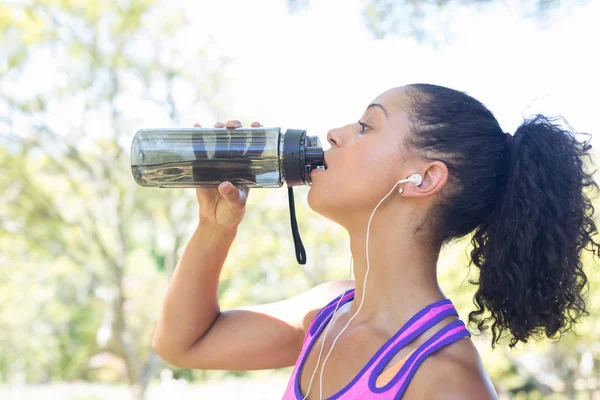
[301,257,353,400]
[301,176,415,400]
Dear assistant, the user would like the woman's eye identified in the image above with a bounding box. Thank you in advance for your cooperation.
[358,120,370,134]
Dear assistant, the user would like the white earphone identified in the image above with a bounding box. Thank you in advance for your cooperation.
[302,173,422,400]
[396,173,423,194]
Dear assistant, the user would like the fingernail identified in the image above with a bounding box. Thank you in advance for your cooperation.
[222,185,231,194]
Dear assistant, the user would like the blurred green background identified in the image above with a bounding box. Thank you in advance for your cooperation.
[1,0,599,399]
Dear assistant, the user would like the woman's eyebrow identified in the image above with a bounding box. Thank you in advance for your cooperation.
[366,103,388,119]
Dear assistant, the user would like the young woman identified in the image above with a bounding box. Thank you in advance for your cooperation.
[151,84,599,399]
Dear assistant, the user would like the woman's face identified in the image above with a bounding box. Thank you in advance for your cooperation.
[308,87,416,224]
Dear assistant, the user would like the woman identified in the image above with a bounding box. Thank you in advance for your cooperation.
[151,84,599,399]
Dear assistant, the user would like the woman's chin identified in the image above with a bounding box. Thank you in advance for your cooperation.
[307,186,326,214]
[307,186,318,211]
[307,186,336,219]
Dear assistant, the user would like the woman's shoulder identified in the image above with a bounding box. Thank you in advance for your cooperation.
[404,337,499,399]
[300,280,356,333]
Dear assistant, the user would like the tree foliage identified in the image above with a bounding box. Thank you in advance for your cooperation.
[0,0,227,397]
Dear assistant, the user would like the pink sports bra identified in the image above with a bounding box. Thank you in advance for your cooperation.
[281,289,470,399]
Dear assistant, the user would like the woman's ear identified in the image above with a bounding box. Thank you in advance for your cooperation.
[404,161,448,197]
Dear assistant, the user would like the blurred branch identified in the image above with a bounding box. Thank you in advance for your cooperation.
[33,123,97,177]
[21,123,124,280]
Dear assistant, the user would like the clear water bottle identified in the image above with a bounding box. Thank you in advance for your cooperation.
[130,126,327,265]
[131,127,326,188]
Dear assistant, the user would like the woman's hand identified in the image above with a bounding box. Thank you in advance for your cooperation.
[194,120,261,229]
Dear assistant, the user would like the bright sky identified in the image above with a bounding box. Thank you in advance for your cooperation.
[166,0,599,150]
[3,0,598,153]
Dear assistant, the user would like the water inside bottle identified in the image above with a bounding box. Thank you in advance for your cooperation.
[132,159,282,188]
[131,127,284,188]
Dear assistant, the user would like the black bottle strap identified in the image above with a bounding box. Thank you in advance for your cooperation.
[287,187,306,265]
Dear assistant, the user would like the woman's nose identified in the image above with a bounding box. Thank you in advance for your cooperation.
[327,128,342,147]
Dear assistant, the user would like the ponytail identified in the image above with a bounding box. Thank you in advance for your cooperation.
[469,115,599,347]
[405,84,600,348]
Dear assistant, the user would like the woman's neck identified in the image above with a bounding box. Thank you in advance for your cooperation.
[344,213,445,330]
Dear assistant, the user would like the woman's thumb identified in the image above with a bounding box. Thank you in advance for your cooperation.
[219,182,243,207]
[219,182,233,195]
[219,182,234,199]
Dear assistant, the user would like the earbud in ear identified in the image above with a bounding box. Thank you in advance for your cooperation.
[397,173,422,194]
[407,173,422,186]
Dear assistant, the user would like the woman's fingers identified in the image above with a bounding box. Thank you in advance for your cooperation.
[206,121,261,128]
[225,120,242,129]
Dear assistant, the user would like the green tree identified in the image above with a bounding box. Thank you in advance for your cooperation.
[0,0,229,397]
[0,1,350,397]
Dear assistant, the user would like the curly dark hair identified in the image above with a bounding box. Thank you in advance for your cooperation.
[404,83,600,348]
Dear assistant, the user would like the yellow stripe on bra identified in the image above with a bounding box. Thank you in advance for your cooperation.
[375,349,417,388]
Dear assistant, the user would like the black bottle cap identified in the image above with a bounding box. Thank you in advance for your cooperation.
[282,129,307,186]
